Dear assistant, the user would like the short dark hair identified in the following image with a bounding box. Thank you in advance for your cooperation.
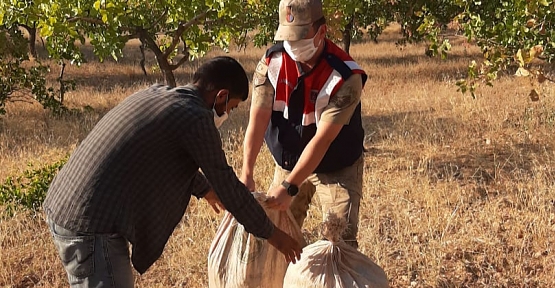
[193,56,249,101]
[312,16,326,31]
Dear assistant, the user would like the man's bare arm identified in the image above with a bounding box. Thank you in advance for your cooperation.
[241,59,274,190]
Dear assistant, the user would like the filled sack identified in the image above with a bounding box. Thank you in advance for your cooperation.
[208,192,305,288]
[283,213,389,288]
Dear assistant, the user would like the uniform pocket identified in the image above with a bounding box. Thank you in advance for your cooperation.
[51,230,95,278]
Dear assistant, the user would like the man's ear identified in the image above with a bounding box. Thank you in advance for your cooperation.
[319,24,327,37]
[215,89,229,102]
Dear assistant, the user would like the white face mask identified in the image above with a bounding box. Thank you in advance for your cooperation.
[283,31,321,62]
[213,94,229,129]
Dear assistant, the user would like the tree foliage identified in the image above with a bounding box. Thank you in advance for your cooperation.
[35,0,257,87]
[324,0,393,53]
[0,25,66,115]
[2,0,555,103]
[0,0,42,58]
[454,0,555,97]
[383,0,554,97]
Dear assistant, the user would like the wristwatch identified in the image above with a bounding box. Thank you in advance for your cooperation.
[281,180,299,196]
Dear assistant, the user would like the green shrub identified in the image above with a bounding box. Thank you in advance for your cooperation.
[0,157,67,217]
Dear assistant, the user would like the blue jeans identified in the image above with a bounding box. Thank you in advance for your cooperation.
[46,217,134,288]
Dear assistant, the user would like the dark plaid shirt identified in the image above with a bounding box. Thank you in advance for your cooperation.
[43,84,274,274]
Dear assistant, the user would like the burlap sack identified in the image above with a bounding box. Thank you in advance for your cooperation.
[283,213,389,288]
[208,192,305,288]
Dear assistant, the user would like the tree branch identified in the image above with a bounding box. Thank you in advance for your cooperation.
[169,54,189,70]
[58,61,66,103]
[163,9,212,58]
[139,40,148,76]
[66,17,105,25]
[137,28,165,66]
[144,8,169,31]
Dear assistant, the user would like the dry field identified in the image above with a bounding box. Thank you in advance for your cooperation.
[1,26,555,287]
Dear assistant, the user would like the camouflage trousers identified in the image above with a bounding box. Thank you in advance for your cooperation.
[269,156,364,248]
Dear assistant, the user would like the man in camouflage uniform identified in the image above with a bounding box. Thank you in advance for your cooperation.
[241,0,367,248]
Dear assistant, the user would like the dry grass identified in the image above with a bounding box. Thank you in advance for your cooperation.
[2,25,555,287]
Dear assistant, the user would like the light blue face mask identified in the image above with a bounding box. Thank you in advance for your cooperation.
[212,93,229,129]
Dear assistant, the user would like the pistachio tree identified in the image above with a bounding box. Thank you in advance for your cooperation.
[37,0,255,87]
[392,0,555,96]
[453,0,554,97]
[5,0,554,104]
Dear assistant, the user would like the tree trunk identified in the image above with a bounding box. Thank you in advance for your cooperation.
[162,68,177,87]
[155,55,177,87]
[28,27,37,59]
[58,61,66,103]
[341,16,354,55]
[139,40,148,76]
[139,30,177,87]
[20,25,37,59]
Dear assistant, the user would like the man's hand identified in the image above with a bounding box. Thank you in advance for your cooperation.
[266,185,293,211]
[203,189,225,214]
[239,173,256,192]
[267,227,302,264]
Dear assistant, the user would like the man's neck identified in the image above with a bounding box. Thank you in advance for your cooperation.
[190,83,213,109]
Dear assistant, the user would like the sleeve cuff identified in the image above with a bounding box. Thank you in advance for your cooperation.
[259,220,275,240]
[196,186,210,199]
[191,171,211,199]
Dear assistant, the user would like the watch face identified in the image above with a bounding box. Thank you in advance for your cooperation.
[288,184,299,196]
[282,181,298,196]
